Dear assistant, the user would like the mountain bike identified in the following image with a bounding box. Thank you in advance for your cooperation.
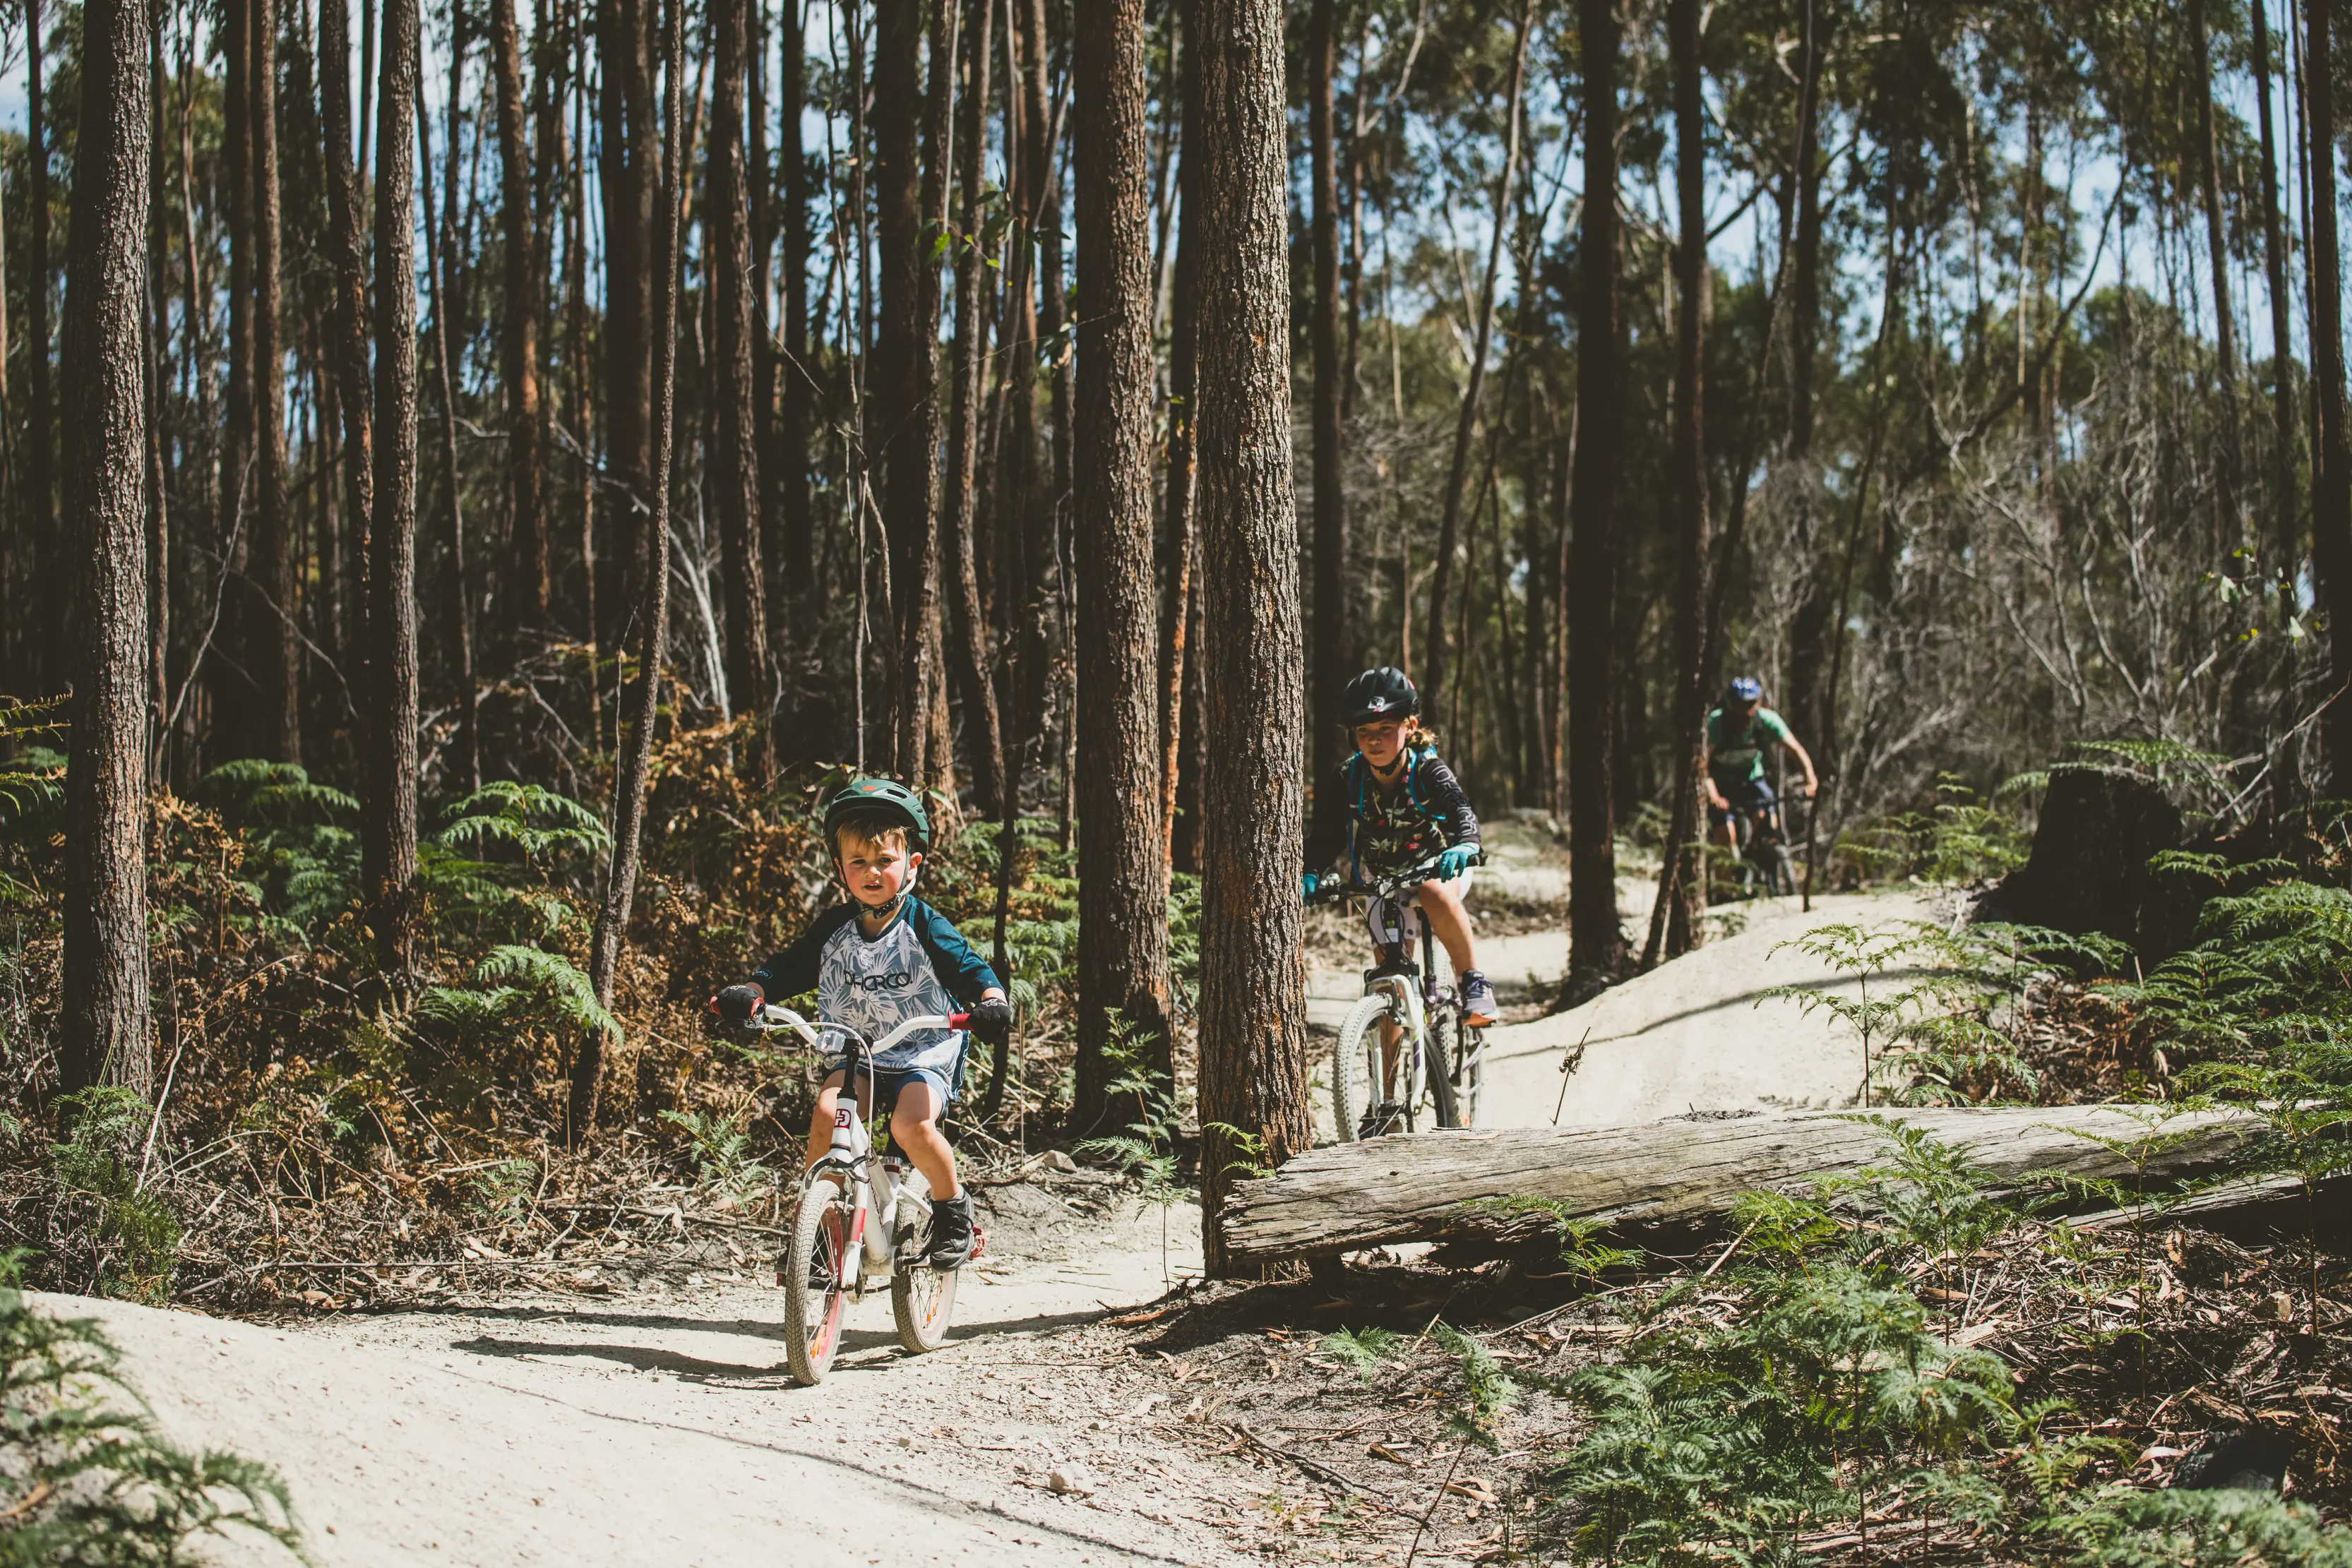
[732,1003,973,1385]
[1308,850,1486,1138]
[1731,796,1800,898]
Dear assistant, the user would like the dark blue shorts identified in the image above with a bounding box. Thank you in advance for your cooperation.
[829,1042,969,1112]
[1708,774,1776,829]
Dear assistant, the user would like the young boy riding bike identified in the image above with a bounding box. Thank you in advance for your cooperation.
[709,777,1010,1269]
[1302,669,1496,1131]
[1703,676,1820,851]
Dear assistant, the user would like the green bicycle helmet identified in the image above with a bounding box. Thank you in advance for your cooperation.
[820,775,932,855]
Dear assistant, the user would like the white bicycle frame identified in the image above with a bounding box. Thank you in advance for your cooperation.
[753,1004,962,1290]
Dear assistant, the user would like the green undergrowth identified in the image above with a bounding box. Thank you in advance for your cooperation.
[0,1252,303,1564]
[1507,1122,2352,1564]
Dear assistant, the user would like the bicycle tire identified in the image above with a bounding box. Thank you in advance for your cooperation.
[1454,1025,1486,1128]
[783,1176,852,1386]
[1767,843,1798,897]
[1332,993,1392,1142]
[1423,1006,1461,1128]
[890,1178,960,1353]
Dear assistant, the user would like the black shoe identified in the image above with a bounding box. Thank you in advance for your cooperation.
[1356,1100,1404,1139]
[927,1192,974,1269]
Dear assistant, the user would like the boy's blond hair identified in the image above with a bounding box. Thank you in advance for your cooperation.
[832,809,912,861]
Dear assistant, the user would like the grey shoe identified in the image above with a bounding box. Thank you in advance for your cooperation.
[1460,970,1498,1028]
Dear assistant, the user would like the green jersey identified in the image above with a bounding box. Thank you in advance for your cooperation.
[1705,705,1791,784]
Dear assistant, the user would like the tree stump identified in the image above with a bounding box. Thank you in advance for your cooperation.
[1976,766,2183,958]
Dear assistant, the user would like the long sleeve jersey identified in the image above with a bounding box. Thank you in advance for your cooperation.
[1303,743,1481,885]
[748,897,1003,1075]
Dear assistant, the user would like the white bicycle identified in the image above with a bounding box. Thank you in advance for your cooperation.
[732,1003,972,1385]
[1308,851,1486,1138]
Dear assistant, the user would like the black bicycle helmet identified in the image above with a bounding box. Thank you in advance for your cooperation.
[820,775,932,855]
[1341,667,1421,728]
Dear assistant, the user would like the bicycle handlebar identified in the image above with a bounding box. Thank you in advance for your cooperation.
[1304,848,1486,908]
[727,1005,969,1059]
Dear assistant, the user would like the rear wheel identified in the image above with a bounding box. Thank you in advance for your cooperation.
[783,1176,852,1386]
[890,1178,960,1353]
[1423,1007,1461,1128]
[1332,993,1392,1142]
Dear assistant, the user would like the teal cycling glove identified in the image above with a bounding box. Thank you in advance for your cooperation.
[1435,846,1476,881]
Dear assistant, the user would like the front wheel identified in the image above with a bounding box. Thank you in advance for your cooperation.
[1423,1007,1461,1129]
[1332,993,1392,1142]
[783,1175,853,1386]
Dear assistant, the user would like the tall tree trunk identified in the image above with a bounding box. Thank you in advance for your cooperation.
[1306,0,1349,844]
[1645,0,1709,968]
[2308,0,2352,790]
[946,0,1003,815]
[1194,0,1309,1279]
[1781,0,1831,750]
[777,0,813,622]
[1565,0,1626,998]
[578,0,682,1142]
[321,0,374,758]
[709,0,772,765]
[60,0,154,1096]
[249,0,298,762]
[873,0,942,782]
[418,80,479,794]
[1159,0,1199,873]
[2253,0,2300,585]
[215,0,253,751]
[1420,0,1529,722]
[491,0,549,631]
[2190,0,2245,579]
[597,0,657,657]
[1022,0,1071,769]
[367,0,422,976]
[25,0,56,698]
[1071,0,1171,1129]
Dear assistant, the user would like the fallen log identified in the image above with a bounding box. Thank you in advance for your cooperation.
[1218,1105,2268,1265]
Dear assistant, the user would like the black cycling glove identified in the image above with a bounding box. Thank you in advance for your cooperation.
[965,995,1014,1046]
[711,983,765,1022]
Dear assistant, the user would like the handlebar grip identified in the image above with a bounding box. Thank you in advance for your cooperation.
[949,1012,970,1028]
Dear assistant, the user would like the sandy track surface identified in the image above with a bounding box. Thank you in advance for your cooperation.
[47,1199,1251,1568]
[1309,889,1952,1130]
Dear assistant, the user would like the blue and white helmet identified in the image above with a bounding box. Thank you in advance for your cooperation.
[1726,676,1765,705]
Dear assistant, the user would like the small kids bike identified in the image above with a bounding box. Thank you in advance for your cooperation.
[1308,850,1486,1138]
[734,1003,974,1385]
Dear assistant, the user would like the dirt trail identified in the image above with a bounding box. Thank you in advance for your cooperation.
[52,1199,1241,1567]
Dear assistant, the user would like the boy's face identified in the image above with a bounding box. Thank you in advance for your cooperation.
[1354,719,1406,770]
[837,835,919,910]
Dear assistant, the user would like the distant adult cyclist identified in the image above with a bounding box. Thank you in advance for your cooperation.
[1704,676,1820,851]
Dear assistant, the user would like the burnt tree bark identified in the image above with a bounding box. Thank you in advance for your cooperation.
[945,0,1003,815]
[1565,0,1627,996]
[1159,0,1200,872]
[25,0,56,696]
[1194,0,1311,1279]
[1071,0,1171,1128]
[776,0,813,619]
[1644,0,1709,967]
[491,0,549,630]
[321,0,372,777]
[366,0,422,977]
[1306,0,1348,839]
[2310,0,2352,789]
[708,0,773,762]
[1780,0,1830,751]
[249,0,297,762]
[417,80,479,794]
[597,0,657,654]
[60,0,154,1096]
[578,0,683,1142]
[2254,0,2298,586]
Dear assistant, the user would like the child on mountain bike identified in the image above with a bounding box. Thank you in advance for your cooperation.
[1704,676,1819,851]
[1302,669,1496,1124]
[710,777,1011,1269]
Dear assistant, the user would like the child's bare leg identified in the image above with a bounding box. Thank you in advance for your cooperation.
[1416,879,1479,978]
[886,1082,960,1198]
